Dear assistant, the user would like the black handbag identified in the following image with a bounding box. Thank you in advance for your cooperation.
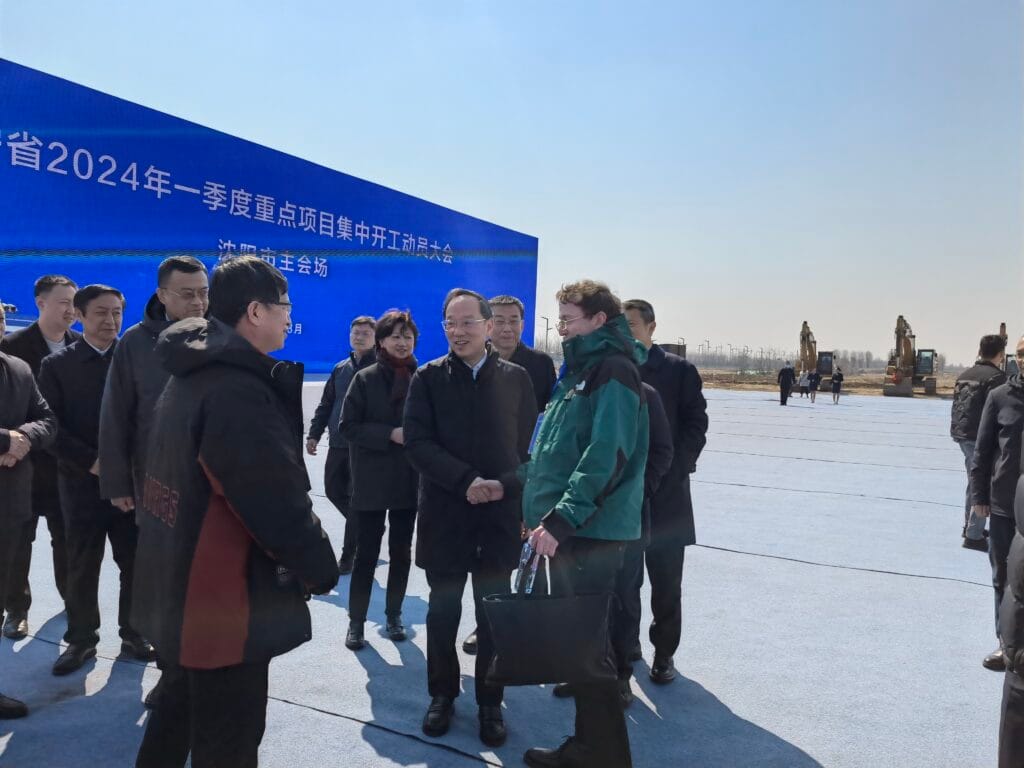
[482,542,617,687]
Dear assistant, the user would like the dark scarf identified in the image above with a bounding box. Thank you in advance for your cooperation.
[377,347,418,403]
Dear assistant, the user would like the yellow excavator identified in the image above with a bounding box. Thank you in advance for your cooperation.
[883,314,936,396]
[798,321,834,389]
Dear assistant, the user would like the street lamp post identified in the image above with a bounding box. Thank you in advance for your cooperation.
[540,315,552,354]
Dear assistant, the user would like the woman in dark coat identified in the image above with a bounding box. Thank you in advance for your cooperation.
[340,310,420,649]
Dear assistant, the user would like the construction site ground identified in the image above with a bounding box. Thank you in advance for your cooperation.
[0,386,1001,767]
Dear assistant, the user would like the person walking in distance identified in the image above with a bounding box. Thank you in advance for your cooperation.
[831,366,845,404]
[778,361,796,405]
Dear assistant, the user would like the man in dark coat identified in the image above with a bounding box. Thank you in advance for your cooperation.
[998,418,1024,767]
[777,361,796,405]
[403,288,536,748]
[39,285,156,676]
[625,299,709,684]
[99,255,209,515]
[460,293,555,656]
[973,336,1024,673]
[133,256,338,768]
[0,300,57,718]
[0,275,79,639]
[951,334,1007,549]
[306,315,377,573]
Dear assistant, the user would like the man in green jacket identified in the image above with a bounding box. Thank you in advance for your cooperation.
[481,279,648,768]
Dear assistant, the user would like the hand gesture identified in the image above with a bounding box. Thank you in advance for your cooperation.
[6,430,31,461]
[112,496,136,514]
[467,478,504,505]
[305,438,318,456]
[528,525,559,558]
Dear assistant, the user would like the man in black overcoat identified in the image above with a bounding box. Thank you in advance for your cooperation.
[0,275,79,639]
[625,300,709,684]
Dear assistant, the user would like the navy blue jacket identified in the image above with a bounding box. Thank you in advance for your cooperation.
[308,351,376,448]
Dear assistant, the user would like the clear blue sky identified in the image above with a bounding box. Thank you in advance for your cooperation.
[2,0,1021,364]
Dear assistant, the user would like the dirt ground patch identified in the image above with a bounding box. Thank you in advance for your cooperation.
[698,370,957,398]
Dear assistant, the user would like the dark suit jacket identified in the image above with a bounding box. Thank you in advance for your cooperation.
[38,339,117,522]
[509,342,557,412]
[639,344,708,546]
[0,352,56,525]
[0,321,81,508]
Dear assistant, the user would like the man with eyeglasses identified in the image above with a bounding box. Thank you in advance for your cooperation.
[971,335,1024,673]
[307,315,377,575]
[132,255,338,768]
[403,288,536,748]
[98,255,208,708]
[951,334,1007,551]
[461,294,555,656]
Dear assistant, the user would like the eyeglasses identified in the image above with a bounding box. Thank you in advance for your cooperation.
[264,300,293,314]
[442,318,488,332]
[163,288,209,302]
[492,319,522,329]
[556,314,588,330]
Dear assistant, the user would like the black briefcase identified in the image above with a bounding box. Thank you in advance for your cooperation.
[482,542,617,687]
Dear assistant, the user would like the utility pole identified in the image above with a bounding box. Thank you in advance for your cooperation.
[540,315,552,354]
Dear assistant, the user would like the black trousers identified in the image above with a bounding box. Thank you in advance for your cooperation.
[992,514,1015,638]
[63,506,141,646]
[1000,670,1024,768]
[135,661,270,768]
[2,491,67,616]
[779,385,790,405]
[348,508,415,623]
[425,566,508,706]
[550,538,632,768]
[613,538,645,680]
[324,445,358,560]
[646,542,686,660]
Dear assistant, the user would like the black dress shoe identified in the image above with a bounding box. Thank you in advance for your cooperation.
[524,737,591,768]
[52,644,97,676]
[983,648,1006,671]
[2,614,28,640]
[462,630,478,655]
[650,656,677,684]
[337,555,355,576]
[345,622,365,650]
[121,637,157,661]
[552,682,575,698]
[618,678,634,708]
[0,693,27,719]
[962,537,988,552]
[144,675,165,710]
[385,615,407,642]
[422,695,454,737]
[478,705,507,747]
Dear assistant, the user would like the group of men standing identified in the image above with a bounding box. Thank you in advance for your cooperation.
[950,332,1024,765]
[0,255,708,768]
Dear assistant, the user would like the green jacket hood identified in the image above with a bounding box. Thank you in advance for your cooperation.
[562,314,648,372]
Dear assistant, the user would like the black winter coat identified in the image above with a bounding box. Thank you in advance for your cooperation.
[777,366,796,388]
[1,321,81,507]
[951,360,1006,443]
[971,375,1024,518]
[403,350,537,573]
[639,383,674,546]
[1000,441,1024,673]
[340,360,419,512]
[509,342,557,412]
[99,293,176,501]
[639,344,708,546]
[132,318,338,669]
[38,339,117,522]
[0,352,56,526]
